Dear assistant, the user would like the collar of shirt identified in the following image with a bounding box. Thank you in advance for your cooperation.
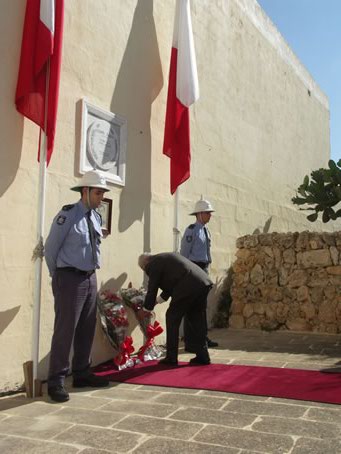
[78,199,89,214]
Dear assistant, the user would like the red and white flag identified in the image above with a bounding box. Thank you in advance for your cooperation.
[163,0,199,194]
[15,0,64,165]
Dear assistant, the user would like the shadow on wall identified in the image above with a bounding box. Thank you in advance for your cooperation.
[0,306,21,335]
[98,273,144,339]
[0,4,25,196]
[37,352,50,384]
[99,272,128,294]
[253,216,273,235]
[110,0,163,253]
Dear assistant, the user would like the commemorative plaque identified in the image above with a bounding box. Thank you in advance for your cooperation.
[86,119,119,171]
[79,99,127,186]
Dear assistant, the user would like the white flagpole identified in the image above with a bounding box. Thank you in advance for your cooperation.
[173,188,180,252]
[31,60,50,397]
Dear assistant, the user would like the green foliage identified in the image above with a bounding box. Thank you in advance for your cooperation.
[292,159,341,223]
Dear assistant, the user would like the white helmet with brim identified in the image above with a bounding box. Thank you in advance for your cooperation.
[71,170,110,192]
[190,198,215,215]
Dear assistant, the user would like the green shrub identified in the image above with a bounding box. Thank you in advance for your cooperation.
[292,159,341,223]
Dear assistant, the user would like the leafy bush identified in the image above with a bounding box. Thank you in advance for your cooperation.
[292,159,341,223]
[212,267,233,328]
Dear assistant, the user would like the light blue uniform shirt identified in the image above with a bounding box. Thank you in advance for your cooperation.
[44,200,103,276]
[180,221,212,264]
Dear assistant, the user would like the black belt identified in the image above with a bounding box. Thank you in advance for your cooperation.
[192,261,209,270]
[57,267,95,276]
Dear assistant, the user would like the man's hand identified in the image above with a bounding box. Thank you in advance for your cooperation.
[137,307,153,321]
[143,307,153,313]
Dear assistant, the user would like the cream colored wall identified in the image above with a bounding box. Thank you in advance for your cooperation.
[0,0,332,392]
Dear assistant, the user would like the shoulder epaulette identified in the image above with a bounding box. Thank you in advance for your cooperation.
[62,204,75,211]
[188,224,195,229]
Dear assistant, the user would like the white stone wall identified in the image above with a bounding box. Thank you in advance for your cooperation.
[0,0,334,391]
[230,232,341,333]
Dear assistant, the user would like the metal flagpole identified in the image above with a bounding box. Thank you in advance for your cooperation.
[173,188,181,252]
[31,61,50,397]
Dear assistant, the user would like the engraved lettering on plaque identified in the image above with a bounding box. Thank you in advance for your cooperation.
[86,119,119,171]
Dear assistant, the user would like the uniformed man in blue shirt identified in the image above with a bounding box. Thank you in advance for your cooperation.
[180,197,219,349]
[45,170,110,402]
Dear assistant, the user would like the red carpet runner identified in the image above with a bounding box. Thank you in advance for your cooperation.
[94,360,341,405]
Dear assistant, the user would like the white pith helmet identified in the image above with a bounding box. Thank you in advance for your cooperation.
[71,170,110,192]
[190,196,215,215]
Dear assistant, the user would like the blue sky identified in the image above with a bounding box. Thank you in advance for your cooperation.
[258,0,340,163]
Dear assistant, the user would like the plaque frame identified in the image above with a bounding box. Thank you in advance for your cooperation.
[96,197,113,236]
[80,99,127,186]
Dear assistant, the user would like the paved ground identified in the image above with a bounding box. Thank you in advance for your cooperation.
[1,328,341,453]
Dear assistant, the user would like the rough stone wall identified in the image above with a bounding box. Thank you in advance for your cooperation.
[230,232,341,333]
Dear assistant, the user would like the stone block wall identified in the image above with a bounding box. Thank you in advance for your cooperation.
[230,232,341,333]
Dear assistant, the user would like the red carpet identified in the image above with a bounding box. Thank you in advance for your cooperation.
[94,360,341,405]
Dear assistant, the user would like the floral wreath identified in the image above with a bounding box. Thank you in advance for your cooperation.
[97,286,164,370]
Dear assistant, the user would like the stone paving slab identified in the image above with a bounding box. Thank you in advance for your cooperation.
[0,395,29,411]
[0,437,80,454]
[169,406,256,427]
[200,389,270,400]
[0,415,72,439]
[44,406,126,427]
[222,399,308,418]
[135,384,200,394]
[3,400,61,418]
[114,414,204,440]
[282,361,336,370]
[1,328,341,453]
[91,388,161,401]
[306,406,341,424]
[291,437,341,453]
[80,449,119,454]
[153,391,229,409]
[194,424,294,453]
[100,399,179,418]
[268,396,340,408]
[132,437,240,454]
[46,393,112,410]
[253,415,341,439]
[80,449,120,454]
[54,425,142,451]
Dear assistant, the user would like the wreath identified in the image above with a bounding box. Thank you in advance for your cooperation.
[97,286,163,370]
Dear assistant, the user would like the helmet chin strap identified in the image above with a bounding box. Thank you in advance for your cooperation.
[82,187,92,210]
[87,188,91,209]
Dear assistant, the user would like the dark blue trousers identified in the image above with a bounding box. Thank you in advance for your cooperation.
[48,269,97,387]
[184,262,210,349]
[166,286,211,361]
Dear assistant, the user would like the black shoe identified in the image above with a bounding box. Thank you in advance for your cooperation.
[159,357,178,366]
[73,374,109,388]
[207,338,218,348]
[189,356,211,366]
[48,385,69,402]
[184,347,196,353]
